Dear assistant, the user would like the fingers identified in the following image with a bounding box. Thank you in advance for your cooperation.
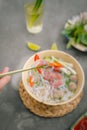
[1,67,10,73]
[0,67,11,91]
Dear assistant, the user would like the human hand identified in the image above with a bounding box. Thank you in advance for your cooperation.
[0,67,11,91]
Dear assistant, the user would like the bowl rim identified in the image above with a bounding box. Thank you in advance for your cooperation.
[22,50,85,106]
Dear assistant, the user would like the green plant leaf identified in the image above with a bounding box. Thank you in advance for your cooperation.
[33,0,43,12]
[80,32,87,46]
[28,0,43,28]
[76,34,81,43]
[62,25,76,39]
[29,14,40,28]
[62,19,87,49]
[66,38,75,49]
[62,29,72,38]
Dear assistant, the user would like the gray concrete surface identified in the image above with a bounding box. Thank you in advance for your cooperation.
[0,0,87,130]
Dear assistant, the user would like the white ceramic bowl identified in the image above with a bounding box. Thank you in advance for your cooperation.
[22,50,85,106]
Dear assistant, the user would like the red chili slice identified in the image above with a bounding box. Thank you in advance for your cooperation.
[34,54,40,61]
[37,68,42,74]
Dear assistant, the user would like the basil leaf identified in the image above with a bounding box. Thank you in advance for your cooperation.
[66,38,75,49]
[62,19,87,48]
[62,25,76,39]
[80,33,87,46]
[76,33,81,43]
[62,29,73,39]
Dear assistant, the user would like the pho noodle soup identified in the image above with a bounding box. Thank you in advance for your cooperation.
[27,54,78,104]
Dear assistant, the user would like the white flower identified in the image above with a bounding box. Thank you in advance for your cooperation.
[71,16,81,25]
[65,15,81,28]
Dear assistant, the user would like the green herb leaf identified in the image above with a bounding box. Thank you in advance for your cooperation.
[62,25,76,39]
[76,34,81,43]
[80,32,87,46]
[66,38,75,49]
[62,17,87,49]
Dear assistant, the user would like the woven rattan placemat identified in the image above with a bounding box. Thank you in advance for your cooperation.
[19,81,83,117]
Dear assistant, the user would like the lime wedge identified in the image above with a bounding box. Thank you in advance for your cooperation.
[51,43,58,50]
[27,42,41,51]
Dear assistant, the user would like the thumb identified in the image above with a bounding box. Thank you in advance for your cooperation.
[0,67,11,90]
